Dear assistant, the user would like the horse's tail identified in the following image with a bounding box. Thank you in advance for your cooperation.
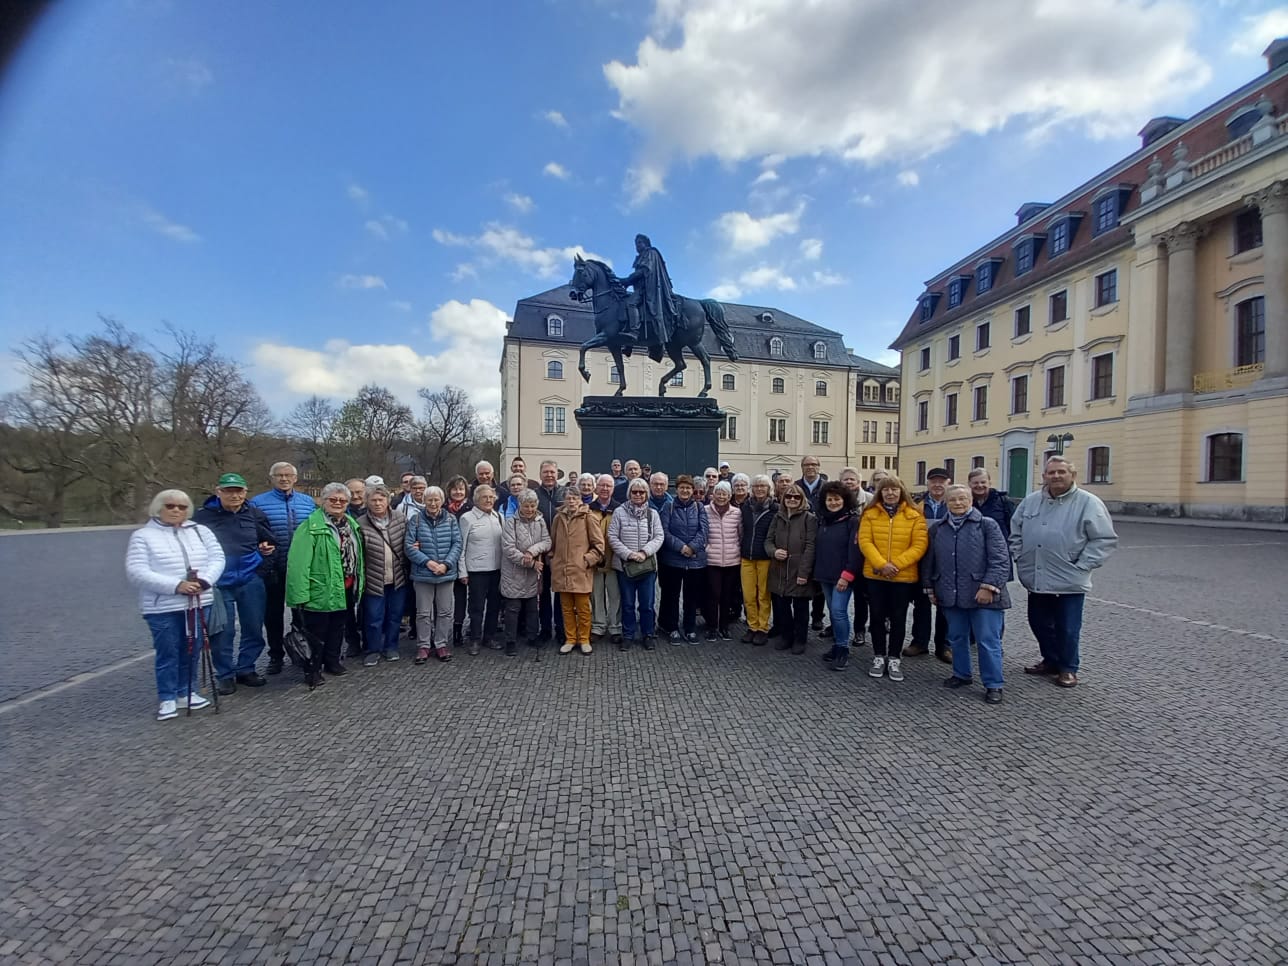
[701,299,739,361]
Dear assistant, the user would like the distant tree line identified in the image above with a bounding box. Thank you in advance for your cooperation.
[0,317,500,527]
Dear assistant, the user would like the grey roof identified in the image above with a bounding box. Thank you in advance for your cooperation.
[509,285,887,371]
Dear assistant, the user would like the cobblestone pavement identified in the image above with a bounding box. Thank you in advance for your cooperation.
[2,523,1286,964]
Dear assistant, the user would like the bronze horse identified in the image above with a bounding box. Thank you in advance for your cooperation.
[568,254,739,397]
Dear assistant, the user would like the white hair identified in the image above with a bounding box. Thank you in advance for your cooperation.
[649,472,668,484]
[712,481,732,496]
[628,478,649,493]
[475,460,494,475]
[731,473,751,487]
[320,482,351,502]
[945,483,971,500]
[149,489,193,519]
[578,473,596,486]
[473,484,495,501]
[269,461,296,478]
[751,474,773,488]
[425,485,445,502]
[519,489,540,505]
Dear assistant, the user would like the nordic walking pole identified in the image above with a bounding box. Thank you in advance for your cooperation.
[186,594,198,717]
[197,602,219,714]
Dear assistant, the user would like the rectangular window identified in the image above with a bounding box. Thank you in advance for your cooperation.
[812,420,830,445]
[916,400,929,432]
[884,456,894,470]
[977,262,994,294]
[920,298,934,322]
[1095,269,1118,307]
[1014,305,1031,338]
[948,278,965,308]
[1015,240,1034,275]
[861,421,870,443]
[1094,194,1118,235]
[719,415,737,440]
[1235,210,1263,253]
[945,392,958,426]
[669,371,684,386]
[861,455,871,470]
[943,458,956,481]
[884,421,893,444]
[948,334,961,360]
[1088,446,1111,484]
[1207,433,1243,482]
[1050,219,1070,256]
[769,417,787,443]
[1237,297,1266,366]
[919,346,931,371]
[915,461,927,486]
[1011,374,1029,414]
[543,406,566,434]
[1091,354,1114,400]
[1046,366,1066,408]
[816,380,828,396]
[609,366,621,384]
[1049,290,1068,324]
[894,424,900,445]
[976,322,991,351]
[971,455,986,470]
[973,385,988,422]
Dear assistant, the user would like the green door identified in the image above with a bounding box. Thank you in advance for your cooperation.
[1007,447,1028,496]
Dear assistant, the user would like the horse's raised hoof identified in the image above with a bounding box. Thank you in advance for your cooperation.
[697,390,709,398]
[657,386,667,397]
[579,367,591,383]
[614,387,625,397]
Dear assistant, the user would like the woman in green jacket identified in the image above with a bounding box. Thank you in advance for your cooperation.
[287,482,365,684]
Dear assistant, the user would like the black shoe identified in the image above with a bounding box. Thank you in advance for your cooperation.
[718,628,732,641]
[820,646,837,663]
[774,637,792,651]
[467,640,480,657]
[851,634,866,648]
[505,641,517,657]
[267,657,284,675]
[767,627,782,640]
[811,620,825,632]
[705,631,719,643]
[611,634,623,646]
[215,678,236,696]
[833,649,849,671]
[741,630,755,643]
[345,645,363,660]
[235,672,267,688]
[752,632,768,646]
[944,676,973,689]
[617,637,630,651]
[984,688,1003,705]
[668,630,683,645]
[819,624,833,638]
[685,631,699,644]
[642,636,656,651]
[304,670,324,688]
[324,663,348,676]
[791,642,806,655]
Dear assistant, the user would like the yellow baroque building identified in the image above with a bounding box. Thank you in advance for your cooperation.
[892,42,1288,522]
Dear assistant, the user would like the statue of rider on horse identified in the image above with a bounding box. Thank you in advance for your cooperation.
[569,233,738,397]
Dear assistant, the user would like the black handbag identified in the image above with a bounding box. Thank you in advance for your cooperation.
[283,611,322,688]
[623,511,657,578]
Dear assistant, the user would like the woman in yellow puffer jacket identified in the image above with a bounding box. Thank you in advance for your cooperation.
[858,475,928,682]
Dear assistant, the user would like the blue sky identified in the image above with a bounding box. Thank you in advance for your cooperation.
[2,0,1286,418]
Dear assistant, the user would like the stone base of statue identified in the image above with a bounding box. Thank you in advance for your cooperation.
[575,396,725,479]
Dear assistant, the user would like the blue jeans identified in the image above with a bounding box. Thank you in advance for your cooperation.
[825,585,853,650]
[1027,592,1085,673]
[144,607,210,702]
[616,570,657,638]
[363,583,408,655]
[944,606,1006,688]
[210,577,267,681]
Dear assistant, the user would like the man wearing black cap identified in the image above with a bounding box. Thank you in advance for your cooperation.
[907,467,951,661]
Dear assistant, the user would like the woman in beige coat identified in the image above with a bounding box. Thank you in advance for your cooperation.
[549,486,605,654]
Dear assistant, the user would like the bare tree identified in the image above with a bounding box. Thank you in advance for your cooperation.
[416,385,479,481]
[334,384,413,474]
[283,395,339,481]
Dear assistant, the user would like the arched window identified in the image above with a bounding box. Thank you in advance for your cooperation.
[546,360,563,380]
[815,380,827,396]
[669,371,684,387]
[722,373,735,391]
[769,337,783,357]
[546,315,564,337]
[772,377,785,394]
[813,341,826,360]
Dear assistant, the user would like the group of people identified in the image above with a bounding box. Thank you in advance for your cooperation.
[125,452,1117,721]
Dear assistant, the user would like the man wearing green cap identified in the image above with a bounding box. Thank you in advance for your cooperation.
[194,473,278,693]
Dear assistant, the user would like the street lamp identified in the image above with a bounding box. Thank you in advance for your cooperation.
[1046,431,1075,455]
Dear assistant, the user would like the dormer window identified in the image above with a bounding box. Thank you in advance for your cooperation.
[1227,105,1260,141]
[769,336,783,357]
[947,275,970,308]
[1047,213,1084,257]
[976,259,1001,295]
[759,311,775,324]
[546,314,564,338]
[812,341,826,360]
[1013,235,1045,276]
[919,293,941,322]
[1092,185,1133,236]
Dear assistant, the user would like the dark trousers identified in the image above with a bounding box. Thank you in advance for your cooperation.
[851,574,869,640]
[810,585,826,625]
[911,590,949,652]
[344,588,363,654]
[453,579,467,634]
[538,562,564,641]
[868,581,915,658]
[658,563,703,634]
[263,568,289,661]
[503,596,538,644]
[466,570,502,642]
[704,565,741,631]
[300,608,346,671]
[771,595,810,645]
[1027,592,1085,673]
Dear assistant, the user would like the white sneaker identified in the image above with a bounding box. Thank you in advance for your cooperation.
[887,658,904,682]
[868,656,886,678]
[184,693,211,711]
[157,700,178,721]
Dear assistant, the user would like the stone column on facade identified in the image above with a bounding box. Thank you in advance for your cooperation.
[1247,181,1288,378]
[1161,221,1203,394]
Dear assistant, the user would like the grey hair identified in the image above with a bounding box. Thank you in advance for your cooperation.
[649,472,668,485]
[473,484,495,501]
[731,473,751,487]
[345,477,365,489]
[967,467,990,481]
[425,485,445,502]
[368,485,391,500]
[945,483,971,500]
[508,474,527,488]
[596,473,615,486]
[320,482,352,503]
[712,481,732,496]
[268,461,296,478]
[578,473,596,487]
[1044,455,1077,474]
[628,478,649,493]
[475,460,493,475]
[704,467,718,476]
[519,489,540,505]
[411,475,427,486]
[149,488,193,519]
[751,474,773,488]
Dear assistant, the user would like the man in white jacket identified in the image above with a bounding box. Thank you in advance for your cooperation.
[1009,456,1117,689]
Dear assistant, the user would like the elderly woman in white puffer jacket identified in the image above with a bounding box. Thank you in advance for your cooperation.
[126,489,226,721]
[459,484,505,655]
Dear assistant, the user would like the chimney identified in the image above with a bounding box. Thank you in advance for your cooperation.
[1015,202,1050,226]
[1267,38,1288,73]
[1139,116,1184,148]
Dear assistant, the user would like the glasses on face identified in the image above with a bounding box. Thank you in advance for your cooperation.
[784,495,802,501]
[325,497,347,504]
[272,474,296,480]
[163,503,189,510]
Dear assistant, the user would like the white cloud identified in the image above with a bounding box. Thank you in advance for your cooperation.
[811,269,845,286]
[347,183,369,204]
[604,0,1209,200]
[451,263,478,281]
[251,299,510,417]
[715,203,804,252]
[504,192,536,214]
[163,57,212,91]
[365,214,409,240]
[141,207,201,243]
[544,110,570,129]
[711,264,800,298]
[1229,9,1288,55]
[852,192,876,206]
[337,273,387,290]
[708,283,742,300]
[799,238,823,260]
[896,169,919,187]
[626,164,667,205]
[432,222,610,280]
[543,161,571,180]
[752,169,778,186]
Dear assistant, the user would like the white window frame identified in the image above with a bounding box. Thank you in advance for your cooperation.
[1201,429,1246,483]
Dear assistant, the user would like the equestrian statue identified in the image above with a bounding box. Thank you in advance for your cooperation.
[569,233,738,397]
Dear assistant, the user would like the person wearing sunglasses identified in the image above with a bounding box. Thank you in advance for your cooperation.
[765,483,818,655]
[126,489,226,721]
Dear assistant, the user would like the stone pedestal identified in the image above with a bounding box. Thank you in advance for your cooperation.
[575,396,725,478]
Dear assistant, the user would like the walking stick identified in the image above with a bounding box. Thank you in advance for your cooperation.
[196,602,220,714]
[185,595,198,717]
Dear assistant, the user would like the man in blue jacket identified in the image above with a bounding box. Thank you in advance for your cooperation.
[908,467,951,661]
[249,462,316,674]
[194,473,278,693]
